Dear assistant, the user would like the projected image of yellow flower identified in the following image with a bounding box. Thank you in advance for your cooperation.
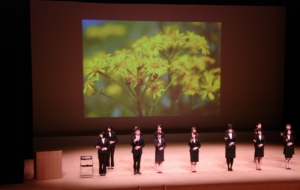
[82,20,221,117]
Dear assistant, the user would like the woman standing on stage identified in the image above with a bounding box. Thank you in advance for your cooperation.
[253,122,263,162]
[105,126,118,169]
[224,124,237,171]
[154,133,167,173]
[253,129,265,170]
[95,131,110,176]
[188,132,201,173]
[283,129,295,169]
[131,128,145,175]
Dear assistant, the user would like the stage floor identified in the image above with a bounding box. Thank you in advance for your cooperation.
[2,142,300,190]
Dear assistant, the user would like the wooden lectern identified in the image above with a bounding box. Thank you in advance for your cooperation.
[34,150,62,180]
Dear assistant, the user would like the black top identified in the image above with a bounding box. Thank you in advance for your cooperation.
[94,137,110,154]
[253,135,266,149]
[154,138,167,152]
[130,135,145,154]
[283,135,295,147]
[224,131,237,149]
[188,138,201,152]
[104,131,118,146]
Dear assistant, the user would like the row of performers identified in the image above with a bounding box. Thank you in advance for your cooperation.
[94,124,297,176]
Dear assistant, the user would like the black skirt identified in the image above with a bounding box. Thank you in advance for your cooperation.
[190,151,199,162]
[255,148,264,157]
[155,150,164,162]
[225,148,235,158]
[284,147,294,158]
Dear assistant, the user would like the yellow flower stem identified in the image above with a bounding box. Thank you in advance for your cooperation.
[140,73,153,103]
[169,43,179,60]
[97,91,138,116]
[127,85,136,101]
[98,71,136,102]
[147,75,178,116]
[134,69,143,116]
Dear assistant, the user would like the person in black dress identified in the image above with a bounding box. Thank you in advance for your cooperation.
[188,132,201,173]
[283,129,295,169]
[131,128,145,175]
[105,126,118,169]
[95,131,110,176]
[154,124,165,139]
[154,133,166,173]
[253,129,265,170]
[253,122,263,162]
[224,124,236,171]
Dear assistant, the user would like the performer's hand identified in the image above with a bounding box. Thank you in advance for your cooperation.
[229,142,234,146]
[287,142,293,146]
[159,147,164,150]
[224,137,228,141]
[134,139,138,142]
[96,146,101,149]
[258,144,263,147]
[110,141,115,144]
[280,132,284,136]
[193,147,198,150]
[135,146,141,150]
[101,147,107,151]
[253,139,256,143]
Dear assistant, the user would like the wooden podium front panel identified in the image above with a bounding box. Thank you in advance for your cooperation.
[35,150,62,180]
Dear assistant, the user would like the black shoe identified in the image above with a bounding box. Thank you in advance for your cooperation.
[137,171,142,174]
[229,168,233,171]
[111,167,114,169]
[288,168,291,170]
[134,171,137,175]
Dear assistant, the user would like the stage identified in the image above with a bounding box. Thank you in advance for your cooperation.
[1,142,299,190]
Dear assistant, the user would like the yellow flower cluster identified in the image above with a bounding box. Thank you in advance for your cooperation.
[83,26,220,116]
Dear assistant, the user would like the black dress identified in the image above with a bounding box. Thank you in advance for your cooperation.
[283,135,295,158]
[224,132,237,158]
[104,131,118,167]
[254,135,265,157]
[154,138,166,162]
[188,138,201,162]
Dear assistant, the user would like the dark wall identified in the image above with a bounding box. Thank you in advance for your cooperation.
[1,0,298,185]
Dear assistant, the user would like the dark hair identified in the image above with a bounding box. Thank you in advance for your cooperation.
[191,126,197,132]
[227,124,233,129]
[134,128,141,133]
[107,125,113,130]
[157,124,162,128]
[257,128,262,132]
[99,131,105,136]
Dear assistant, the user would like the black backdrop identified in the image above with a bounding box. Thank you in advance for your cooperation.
[1,0,298,185]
